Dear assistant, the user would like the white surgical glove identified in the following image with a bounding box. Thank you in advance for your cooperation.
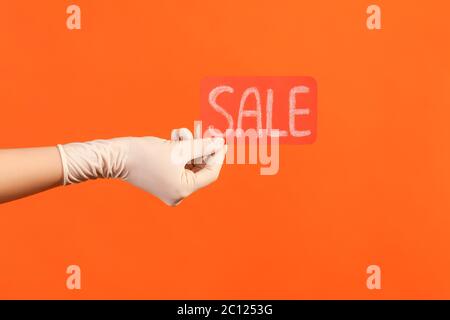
[57,134,227,206]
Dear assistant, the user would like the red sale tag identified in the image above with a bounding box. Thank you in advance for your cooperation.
[200,77,317,144]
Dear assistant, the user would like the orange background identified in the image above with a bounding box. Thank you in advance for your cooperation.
[1,0,450,299]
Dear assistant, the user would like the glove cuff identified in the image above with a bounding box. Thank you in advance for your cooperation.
[57,139,129,185]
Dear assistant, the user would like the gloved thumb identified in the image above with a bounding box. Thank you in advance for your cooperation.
[171,128,193,141]
[171,137,224,165]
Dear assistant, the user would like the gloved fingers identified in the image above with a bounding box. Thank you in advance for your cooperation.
[176,137,225,164]
[192,145,227,190]
[171,128,193,141]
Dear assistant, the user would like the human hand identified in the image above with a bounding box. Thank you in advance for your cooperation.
[57,134,227,206]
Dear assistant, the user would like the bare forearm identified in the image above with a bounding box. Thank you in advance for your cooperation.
[0,147,63,204]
